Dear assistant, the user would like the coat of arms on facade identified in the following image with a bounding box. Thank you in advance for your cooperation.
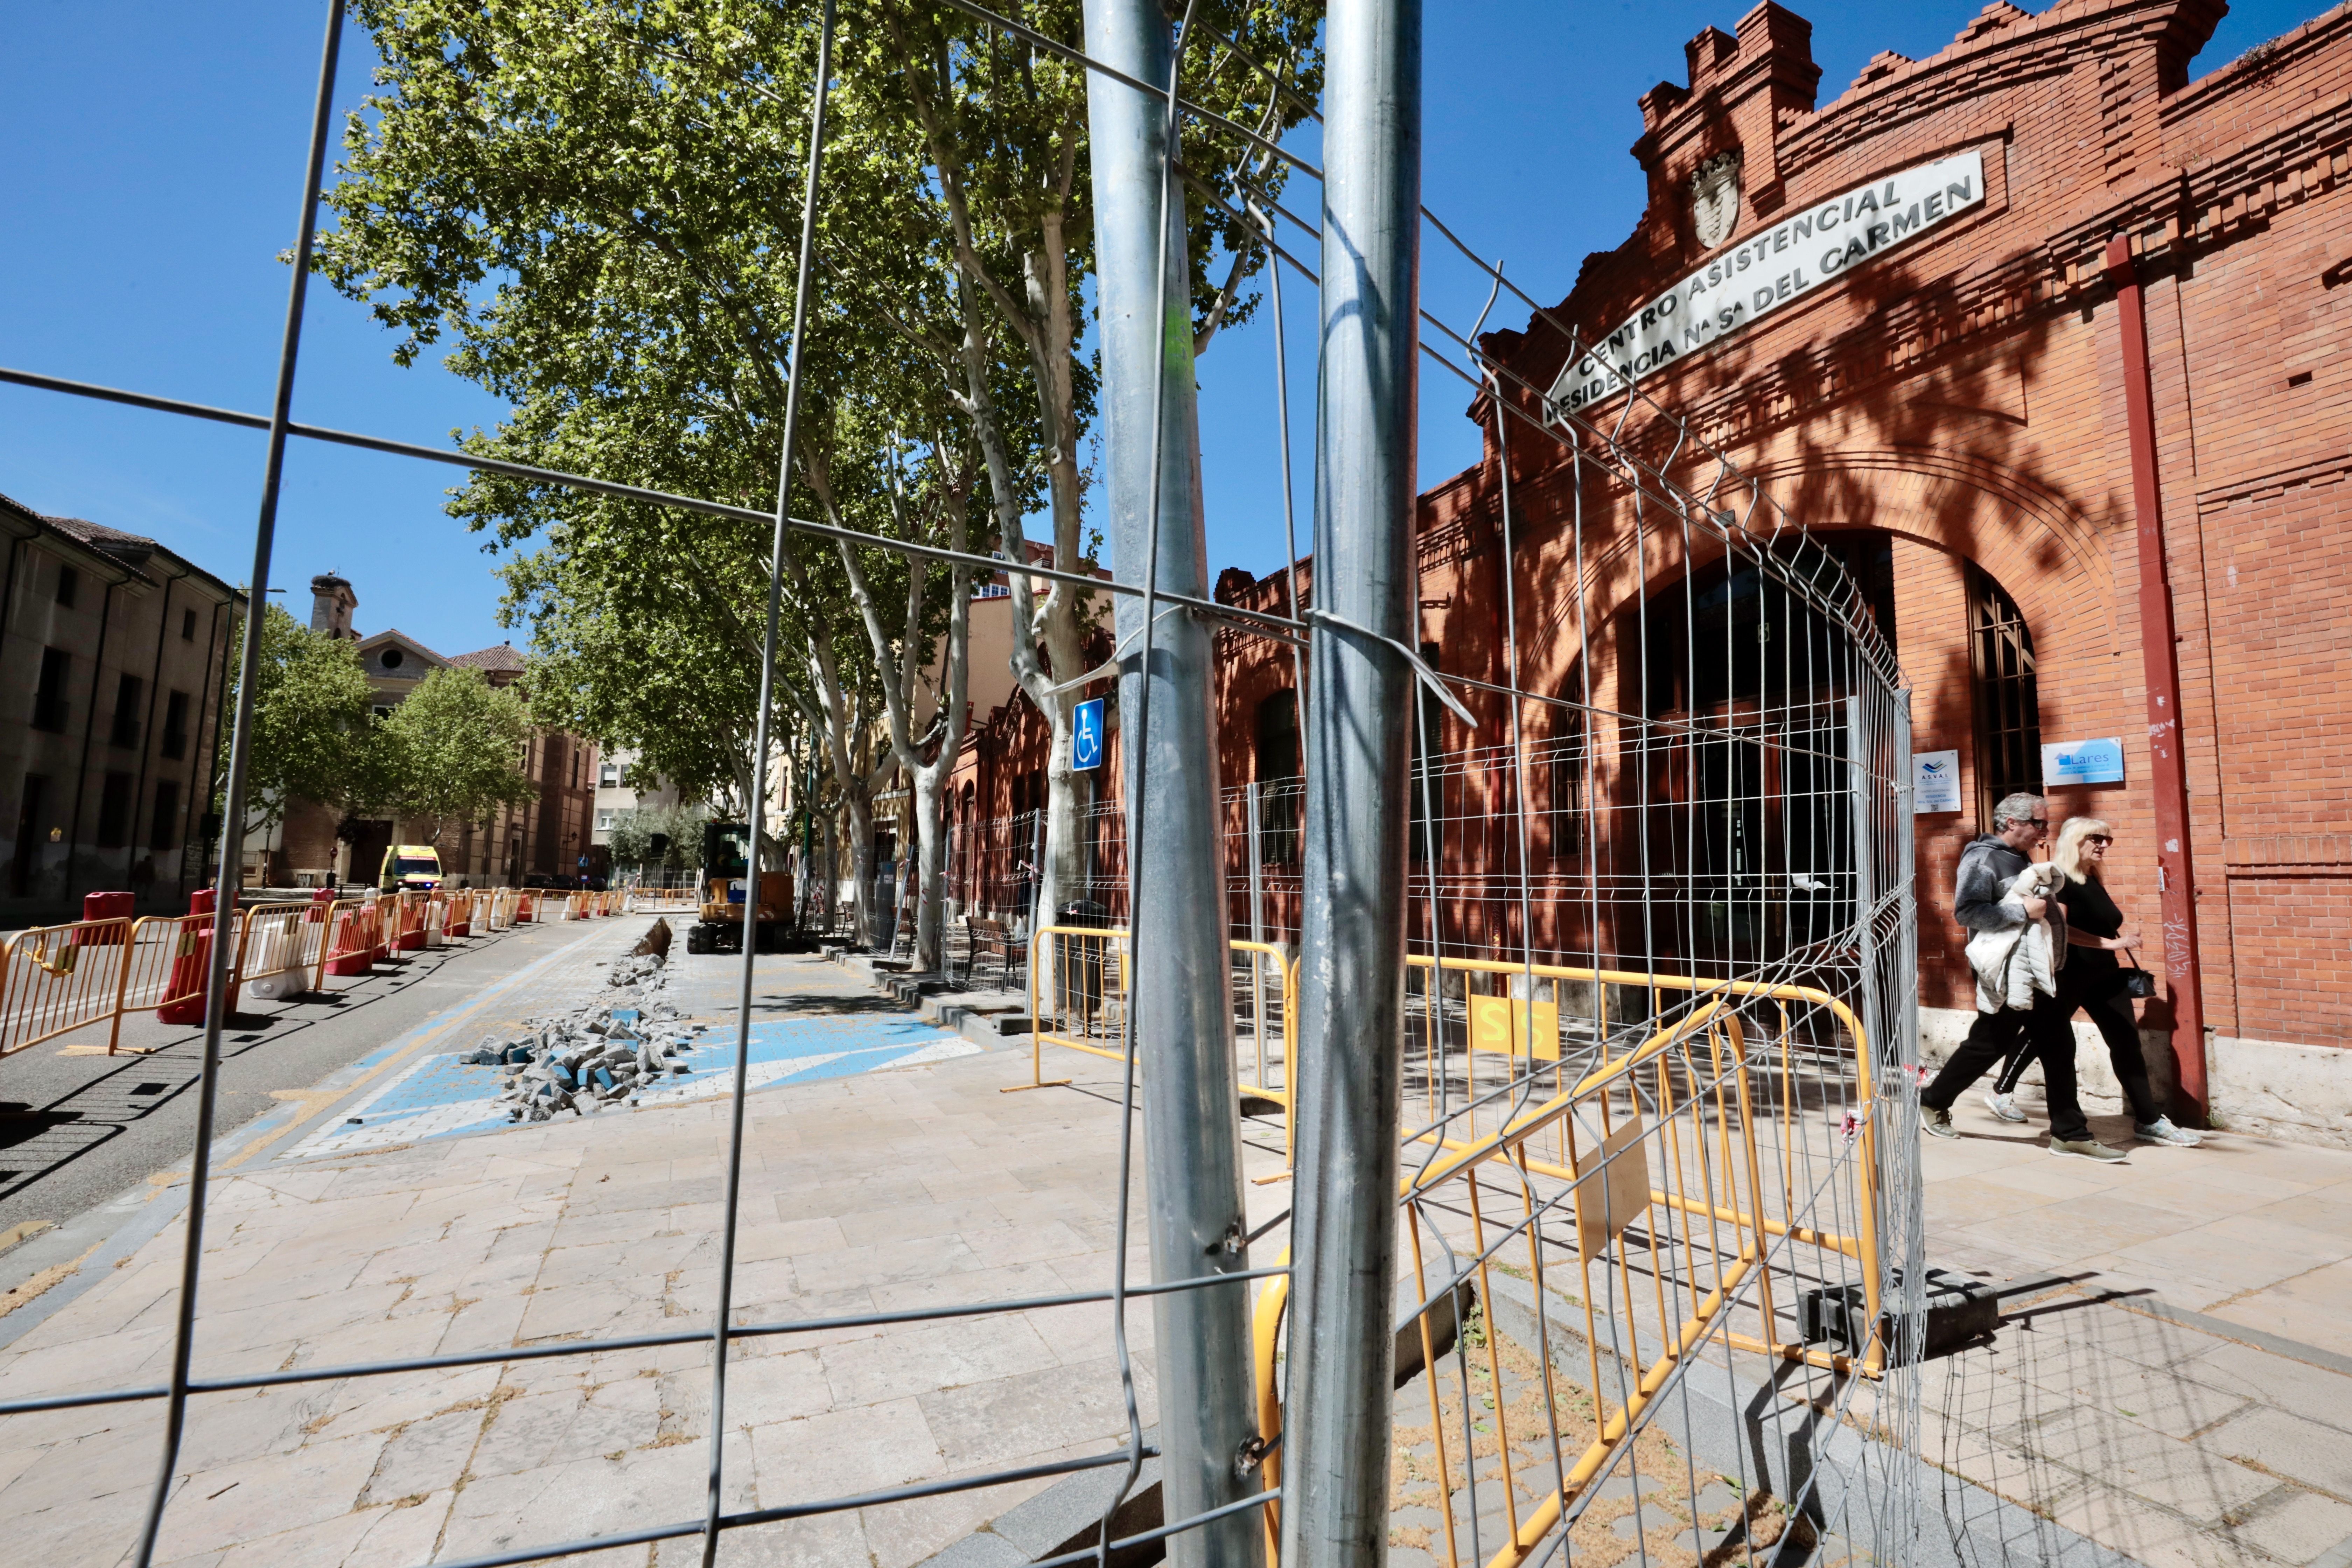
[1689,149,1743,251]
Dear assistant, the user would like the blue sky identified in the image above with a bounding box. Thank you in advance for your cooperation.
[0,0,2322,656]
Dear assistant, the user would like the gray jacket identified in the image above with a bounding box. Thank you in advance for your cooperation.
[1954,834,2032,933]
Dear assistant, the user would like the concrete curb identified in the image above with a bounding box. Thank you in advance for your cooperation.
[825,950,1034,1051]
[1478,1270,2135,1568]
[916,1437,1166,1568]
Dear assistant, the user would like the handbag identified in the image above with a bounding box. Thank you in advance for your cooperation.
[2118,949,2157,1000]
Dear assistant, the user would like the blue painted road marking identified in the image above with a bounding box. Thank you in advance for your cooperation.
[285,1014,978,1160]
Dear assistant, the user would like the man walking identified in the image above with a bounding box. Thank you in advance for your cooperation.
[1920,793,2128,1163]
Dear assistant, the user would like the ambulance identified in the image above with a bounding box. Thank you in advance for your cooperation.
[378,844,444,893]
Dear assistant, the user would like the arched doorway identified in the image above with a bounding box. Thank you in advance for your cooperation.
[1628,532,1895,973]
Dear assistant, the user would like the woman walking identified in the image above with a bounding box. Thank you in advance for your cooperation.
[1983,817,2202,1154]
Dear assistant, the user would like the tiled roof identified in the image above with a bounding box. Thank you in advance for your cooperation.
[357,627,449,660]
[448,642,527,672]
[0,489,238,600]
[1,492,159,582]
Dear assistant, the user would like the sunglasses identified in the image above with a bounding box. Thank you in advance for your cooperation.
[2086,835,2113,845]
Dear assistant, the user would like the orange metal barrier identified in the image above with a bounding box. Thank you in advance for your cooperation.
[0,889,528,1059]
[230,901,324,1003]
[323,901,383,977]
[121,911,243,1030]
[0,917,136,1058]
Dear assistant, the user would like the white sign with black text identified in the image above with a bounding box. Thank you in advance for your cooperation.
[1547,149,1987,415]
[1912,750,1962,814]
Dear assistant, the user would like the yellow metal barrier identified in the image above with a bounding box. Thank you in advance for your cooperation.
[1254,973,1887,1568]
[1400,952,1882,1356]
[1012,927,1297,1152]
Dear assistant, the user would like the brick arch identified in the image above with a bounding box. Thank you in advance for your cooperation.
[1739,447,2118,670]
[1514,446,2117,694]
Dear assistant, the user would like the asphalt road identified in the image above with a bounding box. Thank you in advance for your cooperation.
[0,916,611,1242]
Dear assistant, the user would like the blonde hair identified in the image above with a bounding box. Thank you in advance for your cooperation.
[2053,817,2113,885]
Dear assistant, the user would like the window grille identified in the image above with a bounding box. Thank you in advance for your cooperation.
[151,780,181,852]
[162,691,190,760]
[1967,564,2042,827]
[96,771,135,849]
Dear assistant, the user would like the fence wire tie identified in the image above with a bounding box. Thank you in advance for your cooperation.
[1301,608,1475,728]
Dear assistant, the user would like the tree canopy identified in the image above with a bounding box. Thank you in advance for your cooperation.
[316,0,1323,944]
[376,666,538,848]
[226,604,383,832]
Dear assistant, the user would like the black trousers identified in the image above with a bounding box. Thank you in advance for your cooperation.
[1922,996,2091,1142]
[1998,977,2163,1134]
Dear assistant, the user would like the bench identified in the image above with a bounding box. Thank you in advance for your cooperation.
[965,917,1028,989]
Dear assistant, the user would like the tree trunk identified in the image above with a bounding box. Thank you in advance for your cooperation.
[913,766,947,972]
[818,809,840,932]
[842,790,876,947]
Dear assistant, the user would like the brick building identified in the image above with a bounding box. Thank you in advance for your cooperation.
[276,576,598,889]
[948,0,2352,1141]
[0,491,239,924]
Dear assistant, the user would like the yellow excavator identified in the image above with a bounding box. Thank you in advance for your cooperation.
[683,822,793,955]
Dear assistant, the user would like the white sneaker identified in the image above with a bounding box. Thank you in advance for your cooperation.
[1983,1091,2027,1123]
[2049,1137,2128,1164]
[2136,1117,2204,1147]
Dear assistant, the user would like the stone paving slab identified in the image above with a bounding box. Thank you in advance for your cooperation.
[0,946,1290,1568]
[1910,1090,2352,1568]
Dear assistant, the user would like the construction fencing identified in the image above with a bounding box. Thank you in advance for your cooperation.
[0,888,548,1059]
[0,0,1939,1563]
[1018,672,1924,1564]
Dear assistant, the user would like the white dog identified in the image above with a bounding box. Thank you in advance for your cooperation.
[1965,862,2068,1014]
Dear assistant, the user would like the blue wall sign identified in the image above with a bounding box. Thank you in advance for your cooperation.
[1072,697,1105,772]
[2042,737,2125,786]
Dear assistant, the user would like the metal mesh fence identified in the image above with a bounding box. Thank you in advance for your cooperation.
[0,1,1931,1564]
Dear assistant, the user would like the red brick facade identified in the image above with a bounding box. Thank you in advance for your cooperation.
[951,0,2352,1066]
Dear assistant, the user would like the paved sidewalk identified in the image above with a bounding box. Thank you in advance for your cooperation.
[6,923,2348,1567]
[1914,1092,2352,1568]
[0,940,1292,1567]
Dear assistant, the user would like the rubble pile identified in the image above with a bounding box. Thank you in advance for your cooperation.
[457,945,709,1121]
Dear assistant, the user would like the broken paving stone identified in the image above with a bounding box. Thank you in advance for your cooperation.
[466,945,706,1114]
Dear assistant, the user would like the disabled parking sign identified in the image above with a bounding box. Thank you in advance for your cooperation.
[1072,697,1104,771]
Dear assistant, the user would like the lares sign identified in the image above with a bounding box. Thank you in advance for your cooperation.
[1547,149,1986,415]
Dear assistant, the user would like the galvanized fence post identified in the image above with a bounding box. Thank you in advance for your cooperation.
[1288,0,1423,1562]
[1084,0,1264,1560]
[1248,782,1267,947]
